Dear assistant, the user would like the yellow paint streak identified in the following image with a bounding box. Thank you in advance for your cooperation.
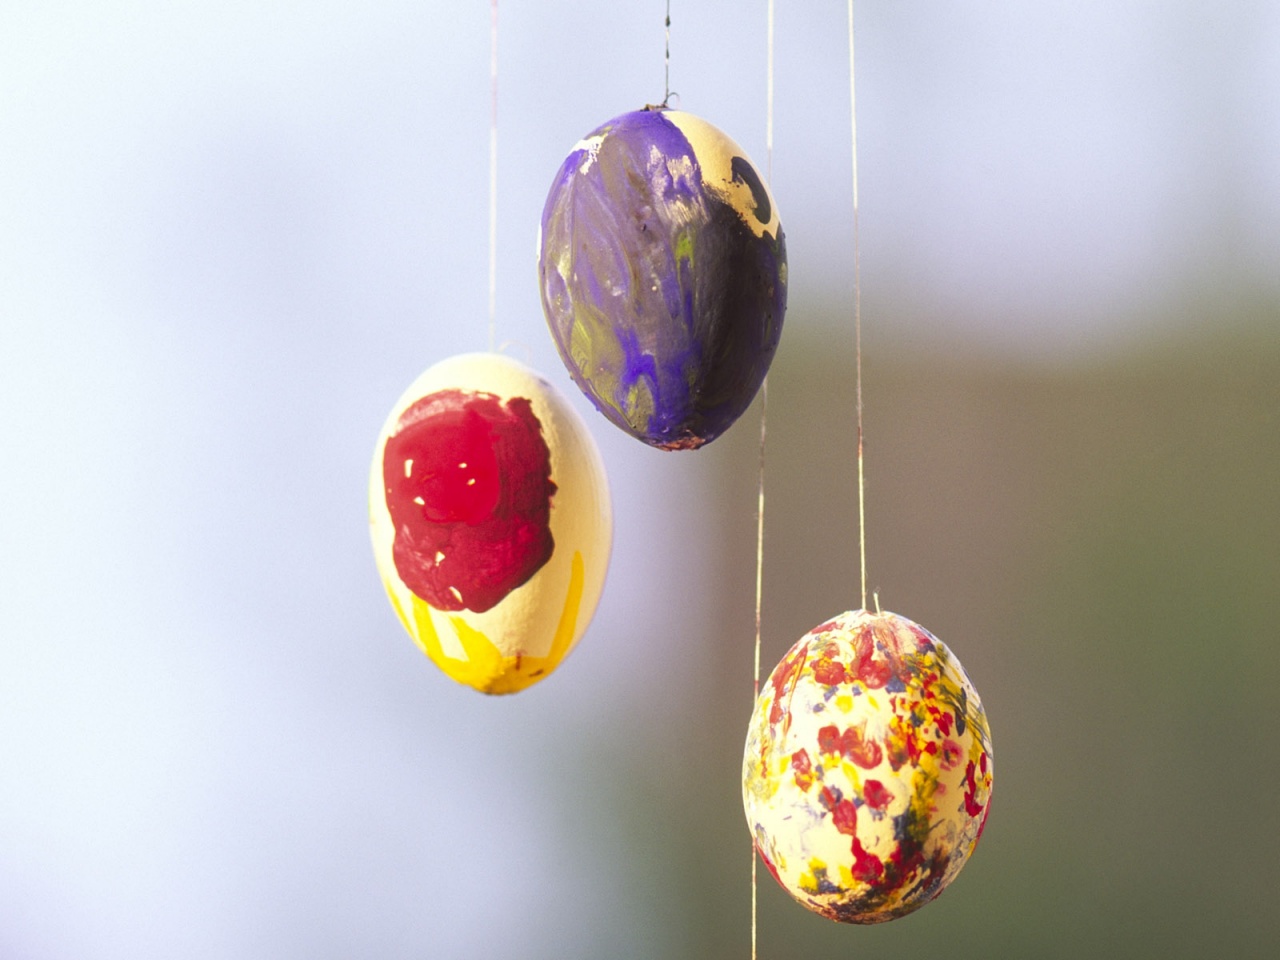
[840,760,864,793]
[798,857,828,896]
[673,229,695,264]
[622,375,656,429]
[835,694,853,713]
[838,863,857,890]
[400,551,587,695]
[445,616,510,691]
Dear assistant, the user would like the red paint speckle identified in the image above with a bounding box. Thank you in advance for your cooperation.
[840,725,883,769]
[963,759,985,817]
[831,799,858,836]
[768,647,806,725]
[885,715,925,772]
[791,749,815,792]
[850,836,884,883]
[934,709,954,737]
[817,724,841,756]
[853,639,893,688]
[819,786,841,812]
[940,739,963,770]
[383,389,556,613]
[887,714,924,770]
[974,790,992,842]
[863,779,892,810]
[811,651,848,685]
[909,626,935,652]
[818,723,884,769]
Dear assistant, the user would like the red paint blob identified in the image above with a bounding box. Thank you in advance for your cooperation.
[768,647,805,725]
[853,641,893,688]
[934,708,955,737]
[963,759,986,817]
[850,836,884,883]
[863,779,892,810]
[840,725,883,769]
[383,389,556,613]
[810,648,848,686]
[791,748,815,792]
[818,724,883,769]
[831,798,858,836]
[817,724,841,757]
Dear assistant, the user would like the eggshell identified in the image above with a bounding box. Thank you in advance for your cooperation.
[742,610,993,923]
[538,108,787,450]
[369,353,612,694]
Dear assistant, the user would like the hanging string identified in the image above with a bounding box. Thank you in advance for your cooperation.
[847,0,867,612]
[663,0,672,106]
[751,4,776,958]
[751,400,766,960]
[488,0,499,352]
[751,386,766,960]
[766,0,775,175]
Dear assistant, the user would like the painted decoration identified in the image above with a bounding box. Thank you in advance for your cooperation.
[369,352,612,695]
[538,108,787,451]
[742,609,993,923]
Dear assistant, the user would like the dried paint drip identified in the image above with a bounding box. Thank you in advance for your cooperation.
[370,353,612,695]
[538,108,786,450]
[743,609,992,923]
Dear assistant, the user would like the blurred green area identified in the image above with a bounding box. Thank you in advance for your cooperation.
[576,304,1279,959]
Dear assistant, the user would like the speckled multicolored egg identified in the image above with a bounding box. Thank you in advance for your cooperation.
[743,610,993,923]
[538,108,787,450]
[369,353,611,695]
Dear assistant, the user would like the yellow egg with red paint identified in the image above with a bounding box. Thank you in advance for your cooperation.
[369,352,612,694]
[743,609,993,923]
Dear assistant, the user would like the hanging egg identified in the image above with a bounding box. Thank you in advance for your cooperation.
[742,609,993,923]
[538,108,787,450]
[369,353,612,695]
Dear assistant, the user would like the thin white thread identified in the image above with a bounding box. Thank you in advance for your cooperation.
[766,0,774,174]
[751,381,765,960]
[752,3,775,958]
[664,0,672,105]
[488,0,498,352]
[848,0,867,612]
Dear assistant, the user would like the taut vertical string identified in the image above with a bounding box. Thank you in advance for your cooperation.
[488,0,498,352]
[664,0,672,105]
[847,0,867,612]
[751,4,776,957]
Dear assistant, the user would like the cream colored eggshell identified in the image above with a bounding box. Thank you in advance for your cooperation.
[742,609,993,923]
[369,352,612,694]
[664,110,781,241]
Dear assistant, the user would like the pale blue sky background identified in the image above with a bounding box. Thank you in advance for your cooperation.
[2,2,1278,956]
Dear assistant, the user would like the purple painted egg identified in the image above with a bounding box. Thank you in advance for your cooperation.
[538,108,787,450]
[743,610,993,923]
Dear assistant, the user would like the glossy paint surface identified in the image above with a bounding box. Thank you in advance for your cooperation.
[743,610,993,923]
[538,109,787,450]
[382,388,555,613]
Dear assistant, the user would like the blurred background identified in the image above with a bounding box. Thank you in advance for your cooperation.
[2,1,1278,957]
